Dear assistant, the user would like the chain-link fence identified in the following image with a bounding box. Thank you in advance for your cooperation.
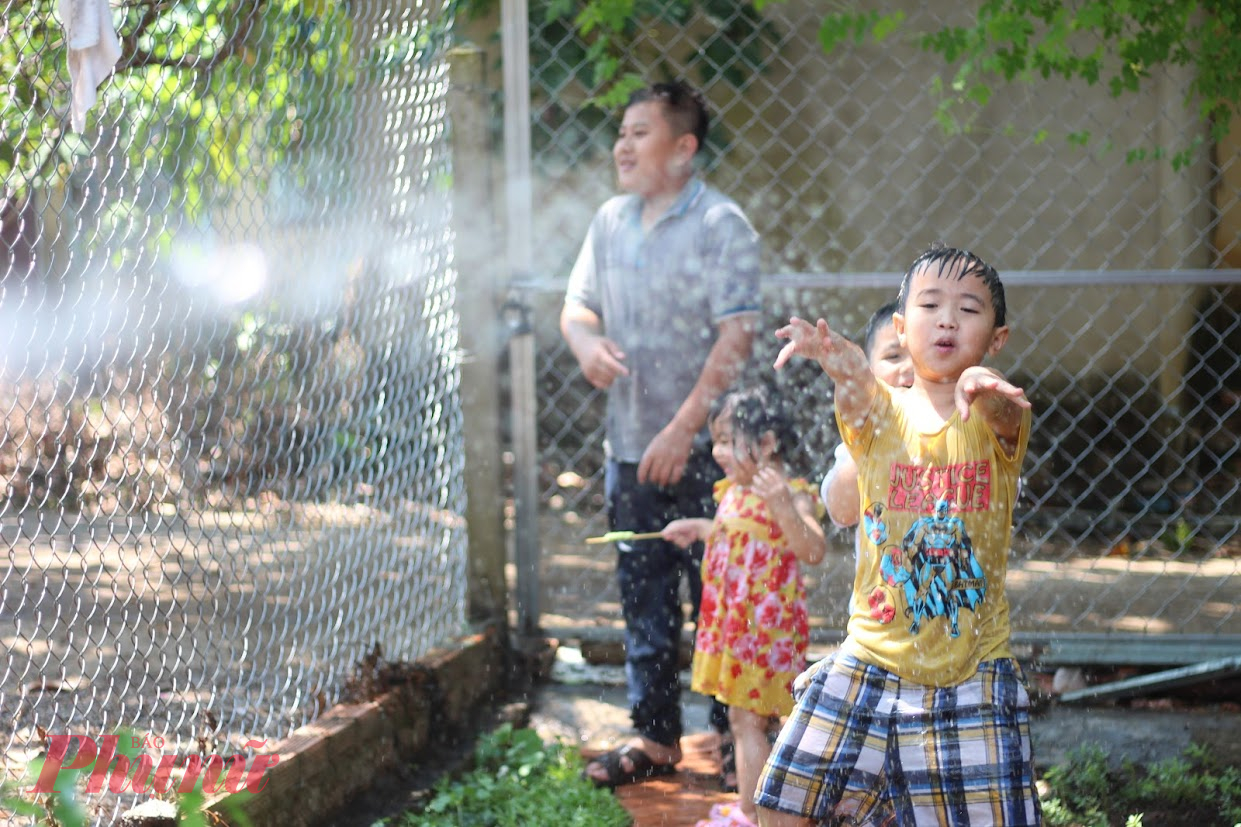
[2,1,465,820]
[530,276,1241,640]
[505,0,1241,648]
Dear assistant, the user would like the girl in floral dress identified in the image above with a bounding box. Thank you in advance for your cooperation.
[663,385,827,827]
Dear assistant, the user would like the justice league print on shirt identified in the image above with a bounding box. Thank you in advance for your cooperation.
[866,460,992,638]
[887,459,991,513]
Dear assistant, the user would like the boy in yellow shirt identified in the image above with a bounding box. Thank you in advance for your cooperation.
[757,244,1041,826]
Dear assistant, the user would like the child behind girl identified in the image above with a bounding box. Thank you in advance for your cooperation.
[821,301,914,533]
[662,385,827,827]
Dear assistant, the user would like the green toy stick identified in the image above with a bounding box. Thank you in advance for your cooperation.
[584,530,664,545]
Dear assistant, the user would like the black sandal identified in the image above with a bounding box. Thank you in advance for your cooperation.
[585,744,678,789]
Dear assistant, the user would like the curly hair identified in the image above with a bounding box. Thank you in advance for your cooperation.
[708,383,795,462]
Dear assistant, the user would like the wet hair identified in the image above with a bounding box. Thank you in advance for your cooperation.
[862,300,901,358]
[708,384,795,462]
[626,81,709,155]
[896,243,1007,328]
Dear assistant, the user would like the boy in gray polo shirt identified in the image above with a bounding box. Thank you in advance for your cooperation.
[561,80,762,788]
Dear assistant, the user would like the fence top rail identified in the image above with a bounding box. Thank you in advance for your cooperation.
[513,269,1241,294]
[770,270,1241,289]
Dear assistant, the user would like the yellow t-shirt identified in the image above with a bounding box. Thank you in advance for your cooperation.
[837,383,1031,687]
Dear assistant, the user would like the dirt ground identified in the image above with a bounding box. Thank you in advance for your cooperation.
[0,503,460,808]
[5,496,1240,825]
[532,508,1241,640]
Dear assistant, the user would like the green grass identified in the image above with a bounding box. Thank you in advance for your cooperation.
[387,724,631,827]
[1040,743,1241,826]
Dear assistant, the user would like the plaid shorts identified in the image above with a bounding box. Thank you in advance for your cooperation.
[754,653,1041,826]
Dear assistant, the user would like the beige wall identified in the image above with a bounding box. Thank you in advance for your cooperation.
[1217,107,1241,270]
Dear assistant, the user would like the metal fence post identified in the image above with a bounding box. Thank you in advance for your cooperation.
[507,302,542,635]
[501,0,541,637]
[448,44,507,627]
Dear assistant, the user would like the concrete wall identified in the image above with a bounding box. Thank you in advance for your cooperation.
[1217,108,1241,270]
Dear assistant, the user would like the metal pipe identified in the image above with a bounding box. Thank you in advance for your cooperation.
[510,269,1241,294]
[507,304,541,635]
[501,0,533,274]
[501,0,539,636]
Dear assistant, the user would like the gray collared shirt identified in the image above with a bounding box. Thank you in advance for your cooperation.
[565,178,762,462]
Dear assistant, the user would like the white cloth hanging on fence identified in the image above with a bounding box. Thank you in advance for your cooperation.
[59,0,121,132]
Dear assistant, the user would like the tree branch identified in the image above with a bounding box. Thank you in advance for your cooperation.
[121,0,174,48]
[117,0,263,74]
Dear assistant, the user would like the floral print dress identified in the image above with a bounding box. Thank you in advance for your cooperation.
[691,478,823,717]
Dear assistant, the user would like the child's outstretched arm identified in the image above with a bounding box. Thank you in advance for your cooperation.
[662,518,714,549]
[773,316,876,430]
[956,366,1032,453]
[753,468,827,566]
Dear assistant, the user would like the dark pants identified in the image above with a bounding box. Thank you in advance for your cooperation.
[606,450,730,747]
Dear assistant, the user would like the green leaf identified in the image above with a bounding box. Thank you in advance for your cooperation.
[592,53,620,86]
[934,105,960,135]
[870,12,905,43]
[586,72,643,109]
[819,12,874,54]
[966,83,992,106]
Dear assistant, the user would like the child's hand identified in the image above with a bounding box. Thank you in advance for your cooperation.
[754,466,828,566]
[751,466,792,510]
[775,315,876,427]
[955,367,1030,421]
[773,316,834,369]
[662,518,711,548]
[639,423,694,486]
